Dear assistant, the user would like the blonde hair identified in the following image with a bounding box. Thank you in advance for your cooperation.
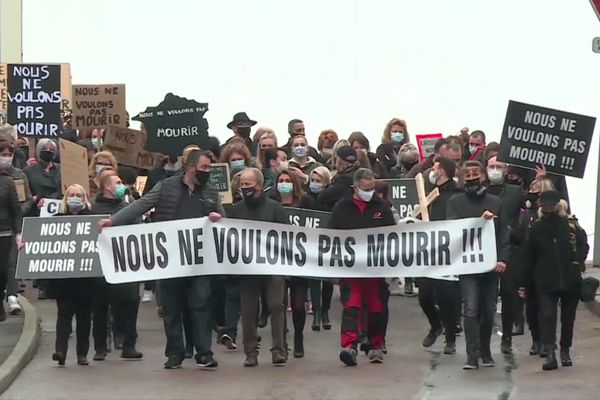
[382,118,409,145]
[89,151,118,178]
[329,139,351,168]
[255,132,278,169]
[529,178,555,193]
[59,184,91,214]
[253,127,275,143]
[310,166,332,186]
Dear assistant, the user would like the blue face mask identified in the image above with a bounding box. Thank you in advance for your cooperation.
[230,160,245,171]
[293,146,308,158]
[66,197,85,211]
[278,182,294,194]
[114,184,127,199]
[309,182,323,193]
[469,145,478,154]
[391,131,404,143]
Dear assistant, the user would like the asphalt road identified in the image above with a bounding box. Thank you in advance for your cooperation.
[3,289,600,400]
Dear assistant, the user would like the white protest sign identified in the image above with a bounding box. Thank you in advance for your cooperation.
[98,217,497,284]
[39,198,61,217]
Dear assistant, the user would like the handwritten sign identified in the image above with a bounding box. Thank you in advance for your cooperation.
[7,64,61,137]
[416,133,443,162]
[72,84,126,129]
[103,125,162,170]
[59,139,90,194]
[208,163,232,204]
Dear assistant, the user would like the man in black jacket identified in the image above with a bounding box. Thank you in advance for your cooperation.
[418,157,462,355]
[228,167,288,367]
[317,146,359,210]
[282,119,325,163]
[99,150,224,370]
[329,168,396,366]
[486,156,526,354]
[446,160,510,370]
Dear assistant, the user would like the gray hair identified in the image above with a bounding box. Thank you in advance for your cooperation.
[244,167,264,185]
[0,124,17,144]
[353,168,375,185]
[36,138,57,157]
[398,145,419,165]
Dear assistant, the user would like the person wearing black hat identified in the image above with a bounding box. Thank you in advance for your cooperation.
[520,190,589,371]
[317,146,360,210]
[224,112,257,152]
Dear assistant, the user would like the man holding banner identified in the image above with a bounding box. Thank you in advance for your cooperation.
[98,150,224,370]
[329,168,396,366]
[447,160,510,370]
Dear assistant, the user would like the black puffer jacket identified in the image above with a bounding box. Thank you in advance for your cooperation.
[0,173,23,234]
[522,215,589,294]
[317,165,359,210]
[91,194,128,216]
[228,195,288,224]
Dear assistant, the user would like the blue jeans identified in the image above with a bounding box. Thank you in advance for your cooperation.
[459,272,498,358]
[159,276,213,360]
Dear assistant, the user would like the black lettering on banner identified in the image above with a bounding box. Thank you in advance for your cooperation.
[255,229,266,263]
[330,237,343,267]
[367,234,385,267]
[156,232,169,268]
[126,235,141,272]
[344,237,355,267]
[402,232,414,266]
[241,229,254,264]
[318,235,330,266]
[112,236,126,272]
[386,233,399,267]
[295,232,307,266]
[227,228,240,263]
[280,231,294,265]
[266,230,278,265]
[141,234,156,270]
[178,229,193,265]
[439,231,451,265]
[213,228,226,263]
[498,100,596,178]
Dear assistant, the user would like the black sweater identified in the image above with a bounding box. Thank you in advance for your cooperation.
[0,173,23,234]
[329,195,396,230]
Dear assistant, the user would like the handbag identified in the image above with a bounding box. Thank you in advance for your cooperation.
[580,276,599,302]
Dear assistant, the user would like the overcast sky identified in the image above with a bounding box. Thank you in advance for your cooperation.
[22,0,600,247]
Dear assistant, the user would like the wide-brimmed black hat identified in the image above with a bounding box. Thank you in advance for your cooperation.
[227,112,257,129]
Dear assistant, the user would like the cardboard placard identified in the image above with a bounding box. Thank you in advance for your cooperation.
[7,64,62,137]
[59,139,90,194]
[16,215,109,279]
[381,179,420,219]
[135,176,148,195]
[14,179,26,202]
[208,163,232,204]
[284,207,331,228]
[416,133,444,162]
[103,125,162,170]
[39,198,62,217]
[497,100,596,178]
[72,84,127,129]
[133,93,210,156]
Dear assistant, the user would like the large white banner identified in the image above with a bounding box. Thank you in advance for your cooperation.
[98,217,497,284]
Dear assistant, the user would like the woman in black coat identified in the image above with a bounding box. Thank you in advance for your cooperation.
[90,171,143,361]
[521,190,589,371]
[46,184,97,366]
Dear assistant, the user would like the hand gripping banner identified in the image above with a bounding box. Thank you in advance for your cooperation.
[98,217,497,284]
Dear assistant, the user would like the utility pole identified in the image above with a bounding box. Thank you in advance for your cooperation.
[590,0,600,266]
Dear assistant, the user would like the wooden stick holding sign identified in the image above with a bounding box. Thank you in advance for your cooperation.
[410,173,439,221]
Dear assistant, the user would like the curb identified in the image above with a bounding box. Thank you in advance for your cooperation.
[0,296,41,395]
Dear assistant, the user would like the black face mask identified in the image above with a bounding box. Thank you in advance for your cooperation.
[39,150,54,163]
[241,186,261,207]
[526,192,539,205]
[238,127,251,138]
[195,170,210,186]
[464,179,482,197]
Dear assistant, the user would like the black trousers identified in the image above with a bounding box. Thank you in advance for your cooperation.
[0,236,13,302]
[500,268,521,340]
[286,278,309,338]
[56,298,93,357]
[417,278,461,342]
[526,285,541,342]
[539,290,579,350]
[93,281,140,352]
[309,280,334,315]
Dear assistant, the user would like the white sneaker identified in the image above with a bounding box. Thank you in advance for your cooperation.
[389,278,403,296]
[141,290,154,303]
[7,296,21,315]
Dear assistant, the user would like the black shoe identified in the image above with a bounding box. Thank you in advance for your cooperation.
[272,351,287,366]
[422,326,443,348]
[339,348,358,367]
[52,352,66,366]
[529,342,540,356]
[359,341,372,356]
[463,357,479,370]
[322,310,331,330]
[220,334,237,351]
[184,349,193,359]
[539,345,549,358]
[164,357,182,369]
[77,356,89,366]
[455,324,463,335]
[443,341,456,355]
[93,351,107,361]
[121,348,143,359]
[196,354,218,369]
[293,334,304,358]
[311,313,321,332]
[244,353,258,367]
[0,304,6,322]
[480,352,495,367]
[501,337,512,354]
[258,311,269,328]
[560,348,573,367]
[381,342,388,355]
[542,351,558,371]
[114,335,124,350]
[512,322,525,336]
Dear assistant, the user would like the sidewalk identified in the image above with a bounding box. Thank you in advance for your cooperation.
[0,296,40,395]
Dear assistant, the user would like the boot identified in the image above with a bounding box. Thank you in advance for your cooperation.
[293,333,304,358]
[321,309,331,330]
[311,312,321,332]
[539,344,548,358]
[500,336,512,354]
[243,353,258,367]
[52,352,66,366]
[560,348,573,367]
[542,350,558,371]
[529,341,540,356]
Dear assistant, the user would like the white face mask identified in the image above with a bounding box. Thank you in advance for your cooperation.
[356,188,374,202]
[428,170,437,185]
[487,169,505,184]
[277,160,289,172]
